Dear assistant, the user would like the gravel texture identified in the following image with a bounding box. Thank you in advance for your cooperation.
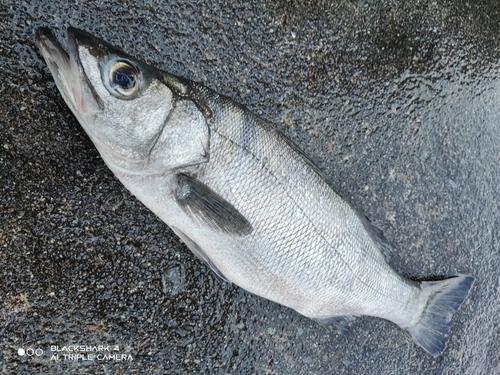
[1,1,499,374]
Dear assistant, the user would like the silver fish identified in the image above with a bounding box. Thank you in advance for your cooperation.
[35,27,474,357]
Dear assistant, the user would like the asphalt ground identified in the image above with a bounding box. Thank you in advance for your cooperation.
[1,1,499,374]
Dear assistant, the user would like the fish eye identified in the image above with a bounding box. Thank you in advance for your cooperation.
[108,61,139,97]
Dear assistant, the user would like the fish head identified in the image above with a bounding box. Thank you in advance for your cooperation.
[35,27,209,175]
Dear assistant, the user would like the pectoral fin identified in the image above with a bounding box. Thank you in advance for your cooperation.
[175,174,253,236]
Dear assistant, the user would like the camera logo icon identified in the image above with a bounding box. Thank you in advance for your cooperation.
[18,348,44,357]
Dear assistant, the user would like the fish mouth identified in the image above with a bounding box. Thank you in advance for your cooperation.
[35,27,167,175]
[35,27,104,117]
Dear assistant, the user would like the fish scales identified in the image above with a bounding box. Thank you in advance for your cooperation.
[189,86,416,320]
[35,27,475,357]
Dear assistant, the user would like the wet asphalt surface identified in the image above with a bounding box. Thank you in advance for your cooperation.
[1,0,500,374]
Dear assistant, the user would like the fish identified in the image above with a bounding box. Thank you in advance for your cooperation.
[35,27,474,357]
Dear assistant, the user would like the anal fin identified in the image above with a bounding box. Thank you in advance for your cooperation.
[313,315,357,335]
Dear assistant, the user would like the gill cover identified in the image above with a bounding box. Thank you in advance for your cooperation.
[36,27,211,175]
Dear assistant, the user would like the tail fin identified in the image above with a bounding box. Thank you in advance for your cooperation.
[406,275,475,357]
